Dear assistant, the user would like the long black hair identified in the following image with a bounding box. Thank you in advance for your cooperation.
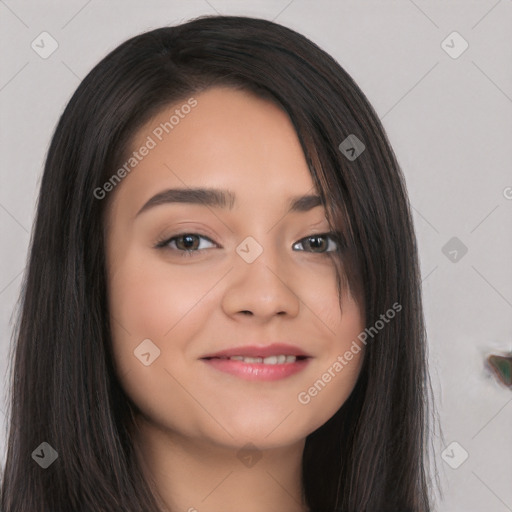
[1,15,432,511]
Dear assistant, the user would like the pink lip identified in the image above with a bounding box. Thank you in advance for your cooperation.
[200,343,312,381]
[202,357,311,381]
[201,343,311,359]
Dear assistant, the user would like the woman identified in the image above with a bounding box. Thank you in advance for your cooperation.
[1,15,432,512]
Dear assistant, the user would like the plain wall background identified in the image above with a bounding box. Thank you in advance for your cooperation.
[1,1,511,510]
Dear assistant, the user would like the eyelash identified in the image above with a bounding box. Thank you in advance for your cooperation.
[154,232,341,258]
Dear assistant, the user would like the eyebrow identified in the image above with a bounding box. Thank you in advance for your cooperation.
[135,187,323,217]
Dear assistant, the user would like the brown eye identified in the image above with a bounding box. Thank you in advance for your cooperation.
[293,233,338,254]
[175,234,201,251]
[155,233,217,256]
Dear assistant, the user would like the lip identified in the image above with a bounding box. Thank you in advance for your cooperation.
[203,358,310,381]
[201,343,311,359]
[200,343,312,381]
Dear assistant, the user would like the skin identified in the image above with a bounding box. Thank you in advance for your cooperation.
[104,86,365,512]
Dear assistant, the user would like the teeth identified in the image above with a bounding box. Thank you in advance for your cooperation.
[243,357,263,363]
[223,355,298,364]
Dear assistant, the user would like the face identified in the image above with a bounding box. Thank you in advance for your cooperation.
[104,86,365,451]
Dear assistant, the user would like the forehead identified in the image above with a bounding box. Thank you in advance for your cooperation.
[106,86,319,220]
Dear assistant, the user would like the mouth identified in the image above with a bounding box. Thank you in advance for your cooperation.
[200,343,312,381]
[202,354,309,364]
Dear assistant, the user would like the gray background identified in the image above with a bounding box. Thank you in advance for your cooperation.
[1,1,511,510]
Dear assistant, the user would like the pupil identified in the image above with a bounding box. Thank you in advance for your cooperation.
[180,235,197,250]
[310,236,325,252]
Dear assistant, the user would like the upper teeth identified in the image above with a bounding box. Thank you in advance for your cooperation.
[222,355,297,364]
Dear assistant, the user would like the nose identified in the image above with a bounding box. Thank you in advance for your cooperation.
[220,243,301,322]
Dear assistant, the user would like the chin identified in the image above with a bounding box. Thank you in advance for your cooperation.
[208,410,312,450]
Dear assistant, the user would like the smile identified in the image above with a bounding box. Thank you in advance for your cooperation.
[201,354,311,381]
[212,354,299,364]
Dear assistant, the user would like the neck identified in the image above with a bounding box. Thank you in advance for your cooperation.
[132,415,310,512]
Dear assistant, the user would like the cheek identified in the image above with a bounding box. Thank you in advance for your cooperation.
[294,283,365,422]
[106,253,222,436]
[296,260,365,360]
[109,250,217,342]
[295,349,364,437]
[107,250,211,379]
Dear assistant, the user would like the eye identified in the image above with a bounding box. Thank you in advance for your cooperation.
[292,233,339,254]
[155,231,341,257]
[155,233,217,257]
